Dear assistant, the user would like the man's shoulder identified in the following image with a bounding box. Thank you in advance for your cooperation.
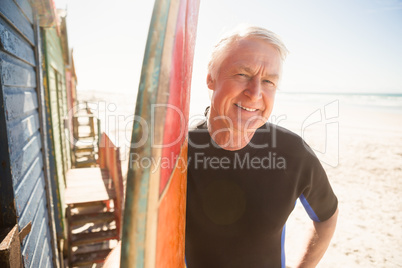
[188,120,209,146]
[189,120,207,132]
[264,122,300,138]
[261,122,315,157]
[260,122,303,144]
[188,120,209,138]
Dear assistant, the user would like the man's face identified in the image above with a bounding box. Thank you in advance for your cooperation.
[208,38,282,133]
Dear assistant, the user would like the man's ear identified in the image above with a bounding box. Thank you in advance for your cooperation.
[207,74,215,90]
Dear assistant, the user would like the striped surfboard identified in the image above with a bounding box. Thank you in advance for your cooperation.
[120,0,200,267]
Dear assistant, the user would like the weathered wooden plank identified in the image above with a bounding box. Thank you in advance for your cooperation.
[47,43,64,70]
[50,106,59,126]
[30,225,50,268]
[13,0,34,25]
[44,28,64,72]
[43,67,65,240]
[18,222,31,242]
[44,126,65,239]
[20,188,46,248]
[10,133,42,186]
[65,168,112,204]
[53,144,63,177]
[72,248,112,266]
[19,178,50,267]
[48,84,64,169]
[55,71,70,174]
[7,113,40,157]
[3,87,38,122]
[0,16,35,66]
[37,235,50,268]
[59,77,71,171]
[34,17,60,266]
[22,199,53,267]
[17,173,45,231]
[14,159,43,216]
[71,229,118,247]
[17,172,45,227]
[11,140,41,191]
[0,0,34,45]
[50,91,57,106]
[42,26,70,247]
[22,207,46,268]
[0,1,36,232]
[70,211,115,227]
[47,71,64,179]
[45,256,50,268]
[0,88,17,230]
[0,51,36,87]
[0,225,22,268]
[100,133,124,237]
[48,68,55,81]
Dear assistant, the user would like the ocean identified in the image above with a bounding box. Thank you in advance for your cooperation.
[273,92,402,133]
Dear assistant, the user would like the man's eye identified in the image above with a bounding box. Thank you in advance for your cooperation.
[237,73,247,77]
[263,80,274,85]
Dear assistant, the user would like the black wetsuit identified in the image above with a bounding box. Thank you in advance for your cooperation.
[185,120,338,268]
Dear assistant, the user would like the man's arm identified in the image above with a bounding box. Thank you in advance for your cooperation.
[296,207,339,268]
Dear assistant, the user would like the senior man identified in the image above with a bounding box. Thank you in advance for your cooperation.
[185,26,338,268]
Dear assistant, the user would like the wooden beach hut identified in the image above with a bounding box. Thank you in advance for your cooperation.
[59,12,78,163]
[0,0,63,267]
[41,6,73,245]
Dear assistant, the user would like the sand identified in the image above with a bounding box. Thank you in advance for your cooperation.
[277,100,402,268]
[79,90,402,267]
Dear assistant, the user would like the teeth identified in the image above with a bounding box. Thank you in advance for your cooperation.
[235,104,257,112]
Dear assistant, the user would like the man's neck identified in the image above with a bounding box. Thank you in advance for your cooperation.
[207,118,256,151]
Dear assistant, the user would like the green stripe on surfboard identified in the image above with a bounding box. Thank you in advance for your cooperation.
[121,0,171,267]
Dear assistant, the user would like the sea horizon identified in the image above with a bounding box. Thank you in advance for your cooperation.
[279,91,402,96]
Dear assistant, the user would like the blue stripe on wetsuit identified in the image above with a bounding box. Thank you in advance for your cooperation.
[281,224,286,268]
[299,194,321,222]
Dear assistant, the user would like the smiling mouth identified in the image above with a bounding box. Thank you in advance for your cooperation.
[235,103,258,112]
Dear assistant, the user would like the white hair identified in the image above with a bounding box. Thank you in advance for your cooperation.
[208,25,289,79]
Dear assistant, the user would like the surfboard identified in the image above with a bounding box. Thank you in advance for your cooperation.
[120,0,200,267]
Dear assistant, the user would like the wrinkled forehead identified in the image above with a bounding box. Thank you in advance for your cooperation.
[230,37,281,57]
[220,38,283,72]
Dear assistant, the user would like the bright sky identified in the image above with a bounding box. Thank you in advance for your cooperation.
[55,0,402,102]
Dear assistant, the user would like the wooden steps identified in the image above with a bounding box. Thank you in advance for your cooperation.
[73,158,97,168]
[67,205,118,266]
[74,146,95,153]
[71,229,118,247]
[65,133,124,267]
[71,248,112,266]
[70,211,115,227]
[71,105,100,168]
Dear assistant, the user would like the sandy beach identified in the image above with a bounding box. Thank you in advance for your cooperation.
[274,95,402,268]
[78,90,402,267]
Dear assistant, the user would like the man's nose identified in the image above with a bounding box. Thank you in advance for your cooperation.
[243,77,262,100]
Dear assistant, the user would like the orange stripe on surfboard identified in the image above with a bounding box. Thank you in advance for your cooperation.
[156,142,188,267]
